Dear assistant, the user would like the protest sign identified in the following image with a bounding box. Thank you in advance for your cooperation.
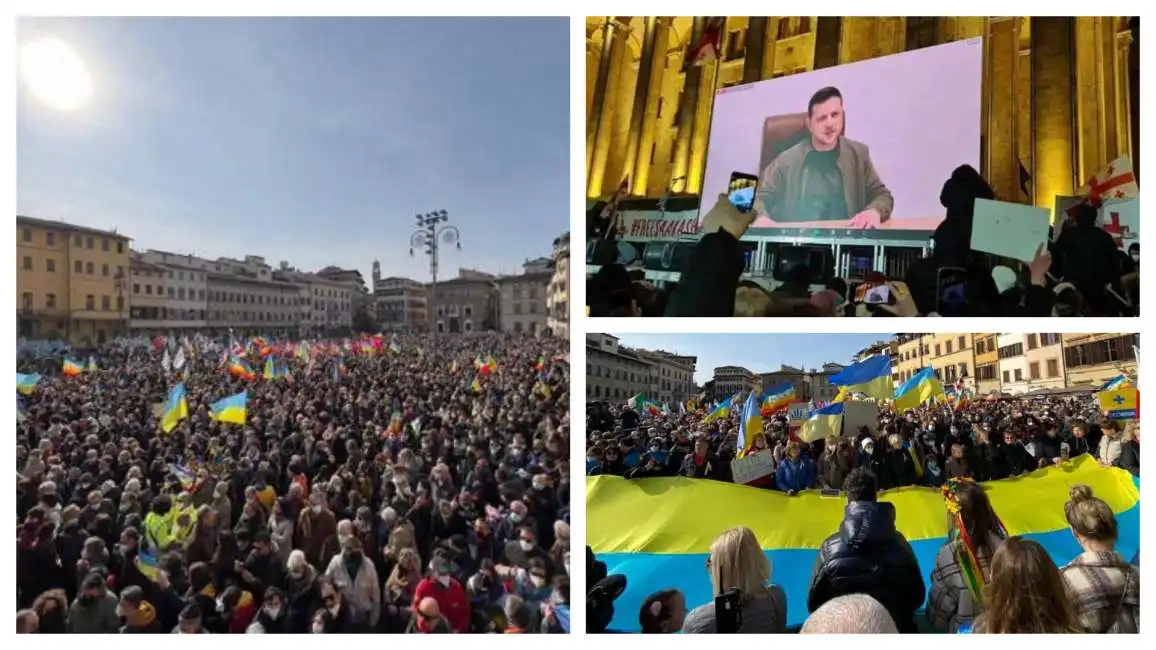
[971,198,1051,263]
[731,449,776,485]
[787,401,811,424]
[842,400,878,436]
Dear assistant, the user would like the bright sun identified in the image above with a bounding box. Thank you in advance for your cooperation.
[19,37,93,112]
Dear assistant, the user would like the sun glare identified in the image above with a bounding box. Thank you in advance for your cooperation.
[19,37,93,112]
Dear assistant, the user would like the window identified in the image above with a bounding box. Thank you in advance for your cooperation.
[117,241,124,254]
[168,287,175,298]
[945,340,953,354]
[22,256,32,270]
[1027,334,1038,350]
[46,259,55,273]
[178,287,186,300]
[1014,368,1023,382]
[101,238,109,252]
[1041,333,1061,346]
[102,263,109,277]
[1047,359,1060,378]
[514,303,522,315]
[45,232,55,246]
[958,362,968,378]
[999,343,1024,358]
[146,285,153,295]
[101,295,110,311]
[976,339,986,355]
[1029,362,1040,380]
[117,265,124,278]
[22,228,32,242]
[22,292,32,309]
[85,295,95,310]
[958,336,966,350]
[116,296,124,312]
[86,236,94,249]
[1002,370,1010,383]
[977,364,996,381]
[74,260,82,273]
[46,293,56,309]
[86,262,94,275]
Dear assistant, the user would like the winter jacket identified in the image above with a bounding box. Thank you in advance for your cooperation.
[413,576,470,633]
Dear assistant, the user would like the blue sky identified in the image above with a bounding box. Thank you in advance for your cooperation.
[610,333,893,385]
[17,17,568,282]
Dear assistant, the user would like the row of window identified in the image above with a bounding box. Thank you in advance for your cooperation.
[21,228,126,254]
[1003,359,1064,384]
[21,256,125,279]
[131,307,207,321]
[511,302,541,315]
[134,284,207,301]
[22,291,123,312]
[435,305,475,318]
[132,267,205,282]
[1065,335,1139,368]
[509,286,541,300]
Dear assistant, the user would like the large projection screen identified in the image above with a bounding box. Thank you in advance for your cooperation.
[699,38,983,235]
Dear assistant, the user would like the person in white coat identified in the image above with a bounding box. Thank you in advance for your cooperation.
[325,535,380,628]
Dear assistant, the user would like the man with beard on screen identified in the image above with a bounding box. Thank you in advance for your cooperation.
[754,86,894,229]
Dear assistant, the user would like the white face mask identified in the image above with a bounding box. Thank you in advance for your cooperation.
[530,575,547,588]
[564,560,570,575]
[312,505,322,514]
[437,575,451,587]
[312,621,325,633]
[510,513,523,523]
[519,539,534,552]
[265,606,281,619]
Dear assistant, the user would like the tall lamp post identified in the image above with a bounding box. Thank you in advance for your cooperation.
[410,210,460,352]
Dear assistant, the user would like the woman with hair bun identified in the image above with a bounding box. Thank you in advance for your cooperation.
[1060,484,1139,633]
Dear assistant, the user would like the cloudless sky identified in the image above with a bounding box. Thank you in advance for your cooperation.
[17,17,568,282]
[609,333,894,385]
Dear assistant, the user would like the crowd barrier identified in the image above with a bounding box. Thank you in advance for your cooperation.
[587,455,1140,631]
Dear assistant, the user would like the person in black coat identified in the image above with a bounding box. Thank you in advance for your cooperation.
[882,435,917,488]
[989,429,1034,480]
[678,439,723,480]
[806,468,925,633]
[1050,202,1125,316]
[1033,423,1064,467]
[1116,430,1140,477]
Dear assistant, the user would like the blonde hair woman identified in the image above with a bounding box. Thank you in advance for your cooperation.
[1060,485,1139,633]
[681,526,787,633]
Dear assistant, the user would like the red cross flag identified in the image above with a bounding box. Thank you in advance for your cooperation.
[1078,155,1138,207]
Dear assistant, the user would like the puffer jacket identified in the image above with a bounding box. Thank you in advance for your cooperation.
[925,534,1003,633]
[806,501,926,633]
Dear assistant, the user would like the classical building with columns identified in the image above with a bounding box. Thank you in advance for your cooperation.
[586,17,1138,206]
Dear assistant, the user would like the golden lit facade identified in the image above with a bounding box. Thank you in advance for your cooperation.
[17,216,132,344]
[586,17,1137,205]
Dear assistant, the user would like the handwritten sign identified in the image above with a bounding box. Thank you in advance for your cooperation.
[787,402,811,424]
[731,449,776,485]
[971,198,1051,263]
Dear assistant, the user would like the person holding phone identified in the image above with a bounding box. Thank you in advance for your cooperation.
[754,87,894,229]
[681,527,787,634]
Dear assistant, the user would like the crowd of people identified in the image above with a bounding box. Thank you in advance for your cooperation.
[17,331,571,634]
[587,164,1139,318]
[586,393,1140,633]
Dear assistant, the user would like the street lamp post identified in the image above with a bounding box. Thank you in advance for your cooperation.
[410,210,460,352]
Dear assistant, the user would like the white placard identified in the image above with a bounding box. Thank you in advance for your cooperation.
[787,401,811,424]
[971,198,1051,263]
[841,400,878,437]
[731,449,776,485]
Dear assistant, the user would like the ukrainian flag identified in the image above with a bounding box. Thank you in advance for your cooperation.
[470,377,482,393]
[161,384,189,434]
[828,355,894,402]
[1098,386,1138,420]
[210,391,248,425]
[587,456,1139,631]
[136,549,162,582]
[702,393,737,424]
[759,383,795,416]
[894,367,946,412]
[16,373,40,395]
[799,402,845,442]
[168,463,197,490]
[263,358,276,379]
[62,358,83,377]
[736,390,763,459]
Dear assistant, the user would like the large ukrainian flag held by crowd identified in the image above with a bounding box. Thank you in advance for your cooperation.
[160,384,189,433]
[210,391,248,425]
[894,367,946,412]
[827,354,894,402]
[587,456,1139,631]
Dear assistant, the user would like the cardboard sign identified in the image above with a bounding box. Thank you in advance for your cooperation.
[1052,195,1085,240]
[731,449,776,485]
[971,198,1051,263]
[787,402,811,424]
[841,400,878,437]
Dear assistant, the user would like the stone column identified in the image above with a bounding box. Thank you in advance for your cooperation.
[1129,17,1138,182]
[586,18,628,197]
[743,17,769,83]
[670,16,707,193]
[1031,17,1077,205]
[987,17,1021,200]
[623,17,670,196]
[688,18,724,194]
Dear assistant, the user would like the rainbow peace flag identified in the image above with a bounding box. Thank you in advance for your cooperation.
[227,356,255,380]
[587,456,1139,631]
[759,383,795,416]
[62,358,83,377]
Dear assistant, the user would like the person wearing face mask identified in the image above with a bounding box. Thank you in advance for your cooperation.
[296,493,336,568]
[246,587,289,633]
[430,499,467,549]
[67,571,120,633]
[282,550,320,633]
[314,576,360,633]
[239,531,287,600]
[324,533,380,629]
[502,526,554,575]
[413,557,470,633]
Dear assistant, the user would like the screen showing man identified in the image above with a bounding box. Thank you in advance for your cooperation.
[754,87,894,228]
[699,38,983,236]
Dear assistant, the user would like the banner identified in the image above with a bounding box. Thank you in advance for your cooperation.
[617,209,701,239]
[730,449,776,485]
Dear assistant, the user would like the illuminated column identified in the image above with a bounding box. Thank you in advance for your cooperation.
[1031,17,1077,205]
[1128,18,1138,181]
[624,17,671,196]
[688,17,725,194]
[743,17,770,83]
[587,18,628,197]
[670,16,708,193]
[986,17,1021,200]
[813,17,842,70]
[1074,17,1112,182]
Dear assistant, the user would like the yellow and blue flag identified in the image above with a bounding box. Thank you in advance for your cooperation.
[736,390,763,459]
[703,393,737,425]
[1098,386,1138,420]
[828,355,894,402]
[136,549,162,581]
[894,367,946,412]
[210,391,248,425]
[16,373,40,395]
[161,383,189,434]
[799,402,844,442]
[759,383,795,416]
